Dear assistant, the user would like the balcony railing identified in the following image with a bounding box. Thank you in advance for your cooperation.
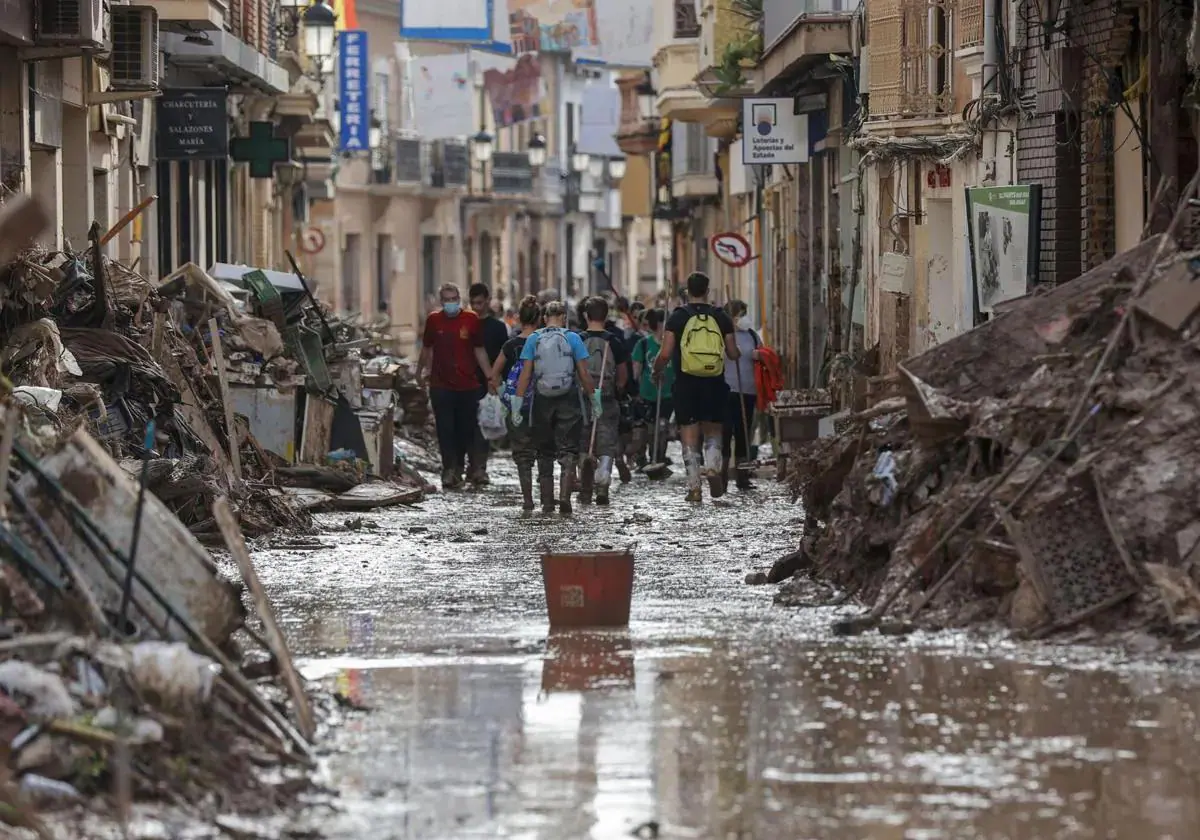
[867,0,955,119]
[956,0,983,48]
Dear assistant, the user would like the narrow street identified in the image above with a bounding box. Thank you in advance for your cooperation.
[246,454,1200,840]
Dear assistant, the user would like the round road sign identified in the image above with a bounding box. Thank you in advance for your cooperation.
[299,227,326,255]
[710,231,753,268]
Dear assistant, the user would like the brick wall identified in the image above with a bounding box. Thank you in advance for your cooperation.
[1016,0,1135,285]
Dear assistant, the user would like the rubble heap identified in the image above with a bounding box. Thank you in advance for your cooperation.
[784,231,1200,642]
[0,196,433,832]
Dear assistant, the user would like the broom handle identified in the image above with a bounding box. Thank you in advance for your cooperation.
[588,339,611,458]
[651,378,663,461]
[735,338,751,460]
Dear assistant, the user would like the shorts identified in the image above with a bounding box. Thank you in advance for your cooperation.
[673,373,729,426]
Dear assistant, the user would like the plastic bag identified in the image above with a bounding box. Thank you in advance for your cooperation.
[478,393,508,441]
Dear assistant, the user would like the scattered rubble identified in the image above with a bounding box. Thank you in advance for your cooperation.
[779,225,1200,645]
[0,198,439,832]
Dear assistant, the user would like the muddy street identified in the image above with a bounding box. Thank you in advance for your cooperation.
[248,457,1200,840]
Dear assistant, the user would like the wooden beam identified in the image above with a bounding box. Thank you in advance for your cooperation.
[212,496,315,741]
[207,318,242,480]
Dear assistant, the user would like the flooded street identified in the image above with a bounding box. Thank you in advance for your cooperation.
[249,457,1200,840]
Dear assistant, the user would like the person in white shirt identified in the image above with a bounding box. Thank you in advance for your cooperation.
[721,299,761,491]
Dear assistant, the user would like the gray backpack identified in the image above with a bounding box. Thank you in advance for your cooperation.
[533,328,576,397]
[582,333,617,398]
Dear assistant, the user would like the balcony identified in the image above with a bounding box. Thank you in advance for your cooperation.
[671,121,719,198]
[759,0,852,87]
[866,0,958,121]
[156,0,227,31]
[615,74,658,156]
[654,42,708,123]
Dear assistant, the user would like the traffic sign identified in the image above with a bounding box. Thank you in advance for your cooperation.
[299,227,326,255]
[711,232,753,267]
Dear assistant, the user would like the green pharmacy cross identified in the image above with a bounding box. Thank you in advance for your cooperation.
[231,122,290,179]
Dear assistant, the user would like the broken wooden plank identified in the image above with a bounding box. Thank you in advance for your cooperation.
[330,483,423,512]
[14,429,243,643]
[212,496,314,741]
[207,317,242,480]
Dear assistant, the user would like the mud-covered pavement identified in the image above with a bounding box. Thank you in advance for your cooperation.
[248,454,1200,840]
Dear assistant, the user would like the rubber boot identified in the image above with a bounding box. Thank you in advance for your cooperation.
[720,456,731,489]
[578,460,595,505]
[736,466,755,491]
[595,456,613,506]
[616,457,632,483]
[559,460,576,515]
[518,464,535,510]
[683,448,702,503]
[539,459,556,513]
[632,427,648,467]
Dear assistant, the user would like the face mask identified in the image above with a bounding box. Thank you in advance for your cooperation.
[443,301,461,317]
[737,316,752,331]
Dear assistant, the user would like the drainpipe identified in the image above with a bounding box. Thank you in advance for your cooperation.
[982,0,998,96]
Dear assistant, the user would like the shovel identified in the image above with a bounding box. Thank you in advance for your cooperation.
[641,386,671,480]
[584,339,611,468]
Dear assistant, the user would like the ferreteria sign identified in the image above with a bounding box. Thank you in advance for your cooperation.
[741,97,809,165]
[156,88,229,160]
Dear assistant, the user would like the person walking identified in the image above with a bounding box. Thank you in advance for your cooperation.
[631,307,674,466]
[417,283,495,490]
[490,295,542,510]
[721,299,761,491]
[577,296,628,506]
[467,283,510,485]
[652,272,738,502]
[511,300,598,514]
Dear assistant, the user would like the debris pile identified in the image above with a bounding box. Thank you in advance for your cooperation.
[0,195,431,832]
[783,229,1200,642]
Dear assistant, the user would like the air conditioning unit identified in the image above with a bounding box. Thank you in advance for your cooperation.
[109,5,159,91]
[36,0,107,49]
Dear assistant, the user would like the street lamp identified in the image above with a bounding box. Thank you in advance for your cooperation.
[571,147,590,174]
[528,133,547,168]
[587,156,604,179]
[609,157,627,181]
[472,130,494,163]
[657,184,670,205]
[303,0,336,69]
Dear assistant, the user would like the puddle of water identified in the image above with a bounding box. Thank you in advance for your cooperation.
[242,455,1200,840]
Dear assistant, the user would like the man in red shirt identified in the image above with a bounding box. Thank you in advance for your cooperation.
[417,283,495,489]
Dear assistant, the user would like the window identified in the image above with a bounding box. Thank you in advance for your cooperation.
[674,0,700,38]
[376,234,392,312]
[342,233,361,313]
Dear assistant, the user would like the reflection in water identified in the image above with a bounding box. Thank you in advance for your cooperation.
[542,631,635,693]
[303,637,1200,840]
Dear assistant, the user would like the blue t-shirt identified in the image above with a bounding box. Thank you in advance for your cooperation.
[519,327,591,363]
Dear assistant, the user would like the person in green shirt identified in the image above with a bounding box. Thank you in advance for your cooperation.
[631,308,675,465]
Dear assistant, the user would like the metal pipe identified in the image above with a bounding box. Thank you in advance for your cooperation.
[982,0,998,96]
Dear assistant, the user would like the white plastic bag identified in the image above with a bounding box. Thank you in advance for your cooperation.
[478,393,508,441]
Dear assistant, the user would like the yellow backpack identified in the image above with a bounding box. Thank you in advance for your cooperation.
[679,307,725,376]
